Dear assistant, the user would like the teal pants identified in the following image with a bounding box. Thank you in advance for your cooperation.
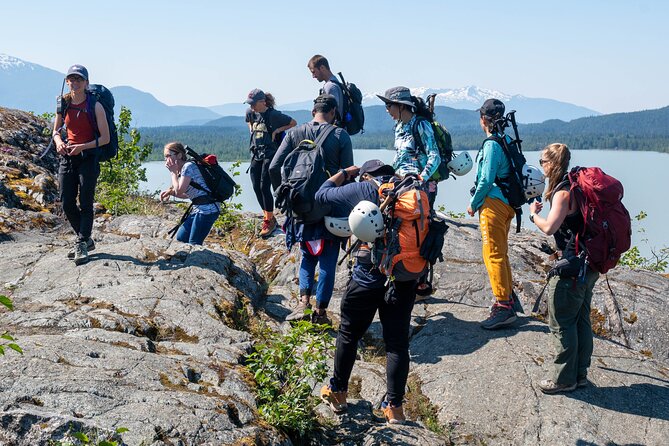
[547,269,599,385]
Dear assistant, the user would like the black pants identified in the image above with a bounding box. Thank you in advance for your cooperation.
[249,157,274,213]
[58,154,100,242]
[333,278,417,406]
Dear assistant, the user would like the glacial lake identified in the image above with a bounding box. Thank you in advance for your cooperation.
[141,149,668,259]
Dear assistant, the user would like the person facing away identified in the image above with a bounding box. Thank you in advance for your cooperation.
[244,88,297,237]
[376,86,441,208]
[314,159,419,425]
[53,64,110,266]
[467,98,522,329]
[528,143,599,394]
[307,54,344,126]
[159,142,220,245]
[269,94,353,324]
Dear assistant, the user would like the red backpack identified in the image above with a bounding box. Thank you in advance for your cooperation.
[568,166,631,274]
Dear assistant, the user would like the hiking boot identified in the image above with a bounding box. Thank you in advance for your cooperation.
[73,241,90,266]
[285,300,311,321]
[538,379,577,394]
[320,385,348,413]
[577,375,589,388]
[67,238,95,259]
[510,291,525,314]
[381,401,406,425]
[480,303,517,330]
[311,310,331,326]
[259,217,277,238]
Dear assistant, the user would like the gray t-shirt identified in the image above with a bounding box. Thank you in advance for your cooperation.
[322,76,345,121]
[269,121,353,190]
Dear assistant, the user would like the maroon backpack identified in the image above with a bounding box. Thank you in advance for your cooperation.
[568,166,632,274]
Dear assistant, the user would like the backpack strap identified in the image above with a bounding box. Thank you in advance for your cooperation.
[85,92,101,149]
[411,116,428,155]
[312,123,337,150]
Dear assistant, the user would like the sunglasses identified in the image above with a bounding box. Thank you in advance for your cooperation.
[67,75,85,82]
[385,103,395,109]
[539,158,548,166]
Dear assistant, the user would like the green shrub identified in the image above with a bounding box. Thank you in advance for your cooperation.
[48,426,128,446]
[96,107,153,215]
[0,295,22,356]
[246,317,334,438]
[619,211,668,272]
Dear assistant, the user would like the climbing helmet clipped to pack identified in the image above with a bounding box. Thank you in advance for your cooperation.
[523,164,546,200]
[348,200,385,242]
[447,152,473,176]
[324,216,353,238]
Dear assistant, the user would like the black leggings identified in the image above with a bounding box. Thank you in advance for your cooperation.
[58,154,100,242]
[249,157,274,213]
[333,279,416,406]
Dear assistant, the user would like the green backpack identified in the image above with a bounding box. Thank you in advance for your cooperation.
[412,117,454,182]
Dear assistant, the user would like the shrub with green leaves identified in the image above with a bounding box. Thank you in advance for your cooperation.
[619,211,668,272]
[246,317,334,438]
[0,295,22,357]
[96,106,153,215]
[48,426,128,446]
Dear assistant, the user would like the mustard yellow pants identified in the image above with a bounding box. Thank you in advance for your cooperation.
[479,197,515,303]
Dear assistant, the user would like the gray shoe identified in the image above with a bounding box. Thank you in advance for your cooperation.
[285,300,311,321]
[480,303,517,330]
[538,379,577,394]
[68,238,95,259]
[73,241,90,266]
[577,375,588,388]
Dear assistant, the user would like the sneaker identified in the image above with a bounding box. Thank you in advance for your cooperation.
[480,303,517,330]
[577,375,588,388]
[538,379,577,394]
[259,217,277,238]
[73,241,89,266]
[320,385,348,413]
[285,300,311,321]
[381,401,406,425]
[510,291,525,314]
[67,238,95,259]
[311,310,331,326]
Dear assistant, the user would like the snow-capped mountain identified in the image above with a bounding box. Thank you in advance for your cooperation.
[0,54,29,70]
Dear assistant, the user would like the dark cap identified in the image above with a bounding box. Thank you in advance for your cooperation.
[359,159,395,179]
[313,93,338,112]
[477,98,505,119]
[376,86,415,108]
[66,64,88,80]
[244,88,266,105]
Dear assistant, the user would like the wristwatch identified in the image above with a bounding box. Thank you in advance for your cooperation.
[338,168,348,181]
[529,213,536,223]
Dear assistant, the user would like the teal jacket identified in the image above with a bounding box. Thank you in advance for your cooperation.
[470,135,511,212]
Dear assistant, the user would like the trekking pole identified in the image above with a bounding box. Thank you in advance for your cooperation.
[507,111,523,152]
[337,239,361,266]
[426,94,436,114]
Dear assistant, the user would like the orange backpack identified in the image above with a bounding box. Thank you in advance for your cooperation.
[376,176,430,281]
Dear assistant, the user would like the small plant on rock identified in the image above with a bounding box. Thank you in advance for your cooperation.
[48,425,128,446]
[0,295,22,357]
[246,317,334,438]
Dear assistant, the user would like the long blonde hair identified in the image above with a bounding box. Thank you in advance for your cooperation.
[542,143,571,202]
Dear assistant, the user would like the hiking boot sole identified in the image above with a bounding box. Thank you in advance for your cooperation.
[67,242,96,259]
[74,256,90,266]
[539,381,577,394]
[321,395,347,413]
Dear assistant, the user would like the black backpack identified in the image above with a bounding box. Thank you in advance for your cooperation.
[57,84,118,162]
[331,72,364,135]
[480,111,527,232]
[274,124,337,224]
[185,146,237,204]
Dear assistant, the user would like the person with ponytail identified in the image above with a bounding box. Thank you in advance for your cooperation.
[53,64,110,266]
[244,89,297,237]
[376,87,441,207]
[159,142,220,245]
[528,143,599,394]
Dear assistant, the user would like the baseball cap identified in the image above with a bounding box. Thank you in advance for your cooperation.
[66,64,88,80]
[477,98,505,119]
[359,159,395,179]
[244,88,266,105]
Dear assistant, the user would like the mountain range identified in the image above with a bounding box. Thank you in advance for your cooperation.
[1,53,600,126]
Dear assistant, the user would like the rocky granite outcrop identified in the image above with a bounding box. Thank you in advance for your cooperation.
[1,107,668,445]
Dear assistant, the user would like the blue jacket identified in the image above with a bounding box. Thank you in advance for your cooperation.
[470,134,511,212]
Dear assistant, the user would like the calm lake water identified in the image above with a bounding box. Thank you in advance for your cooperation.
[141,149,668,259]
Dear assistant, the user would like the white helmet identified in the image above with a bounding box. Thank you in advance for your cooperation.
[523,164,545,200]
[348,200,385,242]
[447,152,473,176]
[324,216,352,238]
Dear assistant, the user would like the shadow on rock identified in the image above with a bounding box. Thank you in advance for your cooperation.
[409,310,549,365]
[567,382,669,421]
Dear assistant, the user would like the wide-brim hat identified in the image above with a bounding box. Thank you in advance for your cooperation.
[376,86,415,108]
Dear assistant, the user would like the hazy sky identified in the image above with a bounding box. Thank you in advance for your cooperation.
[3,0,666,113]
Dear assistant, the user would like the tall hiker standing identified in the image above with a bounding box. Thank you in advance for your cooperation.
[467,99,523,329]
[307,55,345,125]
[244,89,296,237]
[269,94,353,323]
[53,64,110,266]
